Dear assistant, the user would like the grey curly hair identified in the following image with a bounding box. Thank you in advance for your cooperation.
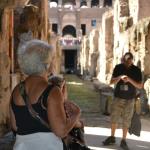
[18,39,53,75]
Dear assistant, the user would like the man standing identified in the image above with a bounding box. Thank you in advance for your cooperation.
[103,52,143,150]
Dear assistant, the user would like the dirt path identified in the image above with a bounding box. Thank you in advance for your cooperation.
[65,74,105,126]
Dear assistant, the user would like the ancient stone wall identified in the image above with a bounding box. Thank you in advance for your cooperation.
[113,0,131,66]
[15,0,49,42]
[0,0,50,136]
[0,0,29,8]
[0,0,29,137]
[49,32,62,74]
[80,36,90,76]
[13,0,50,75]
[88,29,99,77]
[80,28,100,79]
[0,8,14,137]
[113,0,150,66]
[49,7,107,36]
[97,10,114,83]
[129,0,150,24]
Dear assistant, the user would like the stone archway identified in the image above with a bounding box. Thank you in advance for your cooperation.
[80,0,87,7]
[64,49,77,74]
[50,0,58,2]
[62,13,77,29]
[104,0,112,7]
[49,0,58,7]
[62,25,76,37]
[145,23,150,75]
[91,0,99,7]
[62,13,76,34]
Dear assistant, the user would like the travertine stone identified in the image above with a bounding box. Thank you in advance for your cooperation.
[0,0,29,8]
[97,10,113,83]
[0,0,50,137]
[0,52,10,137]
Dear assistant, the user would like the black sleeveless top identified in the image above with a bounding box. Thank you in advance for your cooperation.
[11,84,54,135]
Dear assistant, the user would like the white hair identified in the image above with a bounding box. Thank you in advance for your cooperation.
[18,39,53,75]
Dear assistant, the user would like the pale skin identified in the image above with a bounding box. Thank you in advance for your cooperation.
[9,71,81,138]
[110,58,143,140]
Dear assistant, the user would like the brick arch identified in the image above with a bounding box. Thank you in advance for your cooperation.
[49,0,58,7]
[80,0,87,7]
[91,0,99,7]
[62,25,76,37]
[104,0,112,7]
[62,13,76,29]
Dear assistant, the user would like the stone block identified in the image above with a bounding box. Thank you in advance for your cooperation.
[99,90,113,115]
[0,0,29,9]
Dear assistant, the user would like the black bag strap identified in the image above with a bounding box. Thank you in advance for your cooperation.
[19,81,50,129]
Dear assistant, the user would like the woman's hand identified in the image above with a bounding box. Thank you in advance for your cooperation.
[61,80,68,101]
[74,120,84,128]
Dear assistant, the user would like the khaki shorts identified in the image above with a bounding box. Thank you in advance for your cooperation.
[111,97,135,128]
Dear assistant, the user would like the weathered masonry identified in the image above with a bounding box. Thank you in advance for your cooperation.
[0,0,49,137]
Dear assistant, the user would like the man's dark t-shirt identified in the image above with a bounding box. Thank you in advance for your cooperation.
[112,64,142,100]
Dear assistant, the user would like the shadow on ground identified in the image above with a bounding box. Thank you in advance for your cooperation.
[85,134,150,150]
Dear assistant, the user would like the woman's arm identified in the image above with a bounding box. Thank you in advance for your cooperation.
[47,86,80,138]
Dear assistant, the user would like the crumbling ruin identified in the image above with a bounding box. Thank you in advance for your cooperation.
[0,0,50,137]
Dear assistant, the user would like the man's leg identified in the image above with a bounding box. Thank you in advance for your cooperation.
[120,128,129,150]
[111,123,117,136]
[122,127,128,140]
[102,123,117,145]
[120,99,134,150]
[103,97,122,146]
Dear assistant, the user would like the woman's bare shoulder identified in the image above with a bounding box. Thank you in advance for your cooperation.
[11,83,20,96]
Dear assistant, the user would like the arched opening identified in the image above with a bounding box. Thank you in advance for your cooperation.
[63,0,76,5]
[104,0,112,7]
[50,0,58,2]
[64,50,77,74]
[49,0,58,8]
[80,0,87,8]
[62,25,76,37]
[91,0,99,7]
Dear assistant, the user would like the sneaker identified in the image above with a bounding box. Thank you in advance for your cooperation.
[103,136,116,145]
[120,140,130,150]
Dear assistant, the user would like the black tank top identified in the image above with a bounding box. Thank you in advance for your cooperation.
[11,84,54,135]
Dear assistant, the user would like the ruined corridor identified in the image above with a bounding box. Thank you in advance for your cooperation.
[0,0,150,149]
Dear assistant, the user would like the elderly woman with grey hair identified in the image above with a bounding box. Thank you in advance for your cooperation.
[9,39,81,150]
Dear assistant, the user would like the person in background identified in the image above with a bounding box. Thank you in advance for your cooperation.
[102,52,143,150]
[10,39,81,150]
